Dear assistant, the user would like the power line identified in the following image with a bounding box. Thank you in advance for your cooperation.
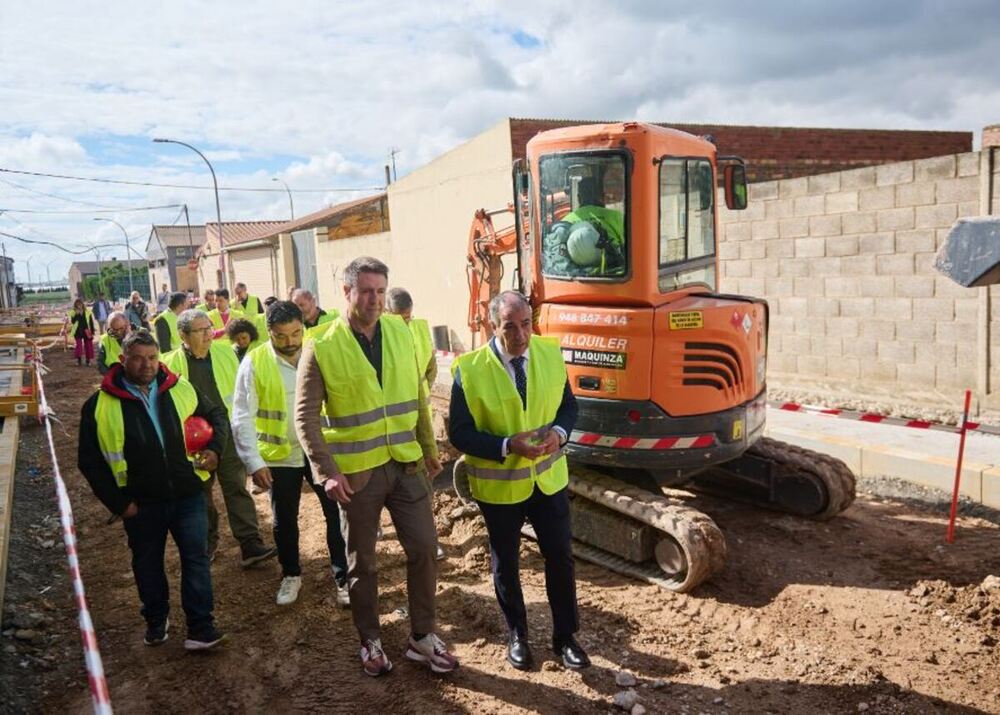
[0,203,183,215]
[0,230,141,256]
[0,176,125,209]
[0,167,384,193]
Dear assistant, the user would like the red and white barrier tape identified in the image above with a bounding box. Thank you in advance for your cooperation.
[33,353,113,714]
[771,400,1000,438]
[432,351,999,438]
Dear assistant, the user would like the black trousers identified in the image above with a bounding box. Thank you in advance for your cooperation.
[477,486,579,639]
[270,465,347,584]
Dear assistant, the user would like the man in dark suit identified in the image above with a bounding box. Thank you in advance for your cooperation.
[448,290,589,671]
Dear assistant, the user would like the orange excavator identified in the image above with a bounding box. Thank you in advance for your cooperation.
[455,122,855,591]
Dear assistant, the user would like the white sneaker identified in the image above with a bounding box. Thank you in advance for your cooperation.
[435,544,446,561]
[276,576,302,606]
[336,582,350,608]
[405,633,459,673]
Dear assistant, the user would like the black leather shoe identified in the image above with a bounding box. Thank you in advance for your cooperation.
[552,635,590,669]
[507,632,533,670]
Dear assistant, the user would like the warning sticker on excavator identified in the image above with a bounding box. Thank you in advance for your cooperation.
[669,311,703,330]
[732,419,744,441]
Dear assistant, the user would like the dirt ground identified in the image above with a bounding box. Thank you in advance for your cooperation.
[2,348,1000,714]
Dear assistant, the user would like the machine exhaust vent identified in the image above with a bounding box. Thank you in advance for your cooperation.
[682,342,744,393]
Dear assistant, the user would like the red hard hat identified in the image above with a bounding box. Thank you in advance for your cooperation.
[184,416,214,454]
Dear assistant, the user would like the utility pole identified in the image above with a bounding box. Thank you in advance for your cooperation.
[389,147,401,182]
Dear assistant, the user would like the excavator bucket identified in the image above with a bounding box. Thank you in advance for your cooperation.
[934,216,1000,287]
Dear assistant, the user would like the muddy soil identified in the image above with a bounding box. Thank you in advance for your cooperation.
[2,349,999,714]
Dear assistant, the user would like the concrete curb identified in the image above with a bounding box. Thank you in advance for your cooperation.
[765,425,999,509]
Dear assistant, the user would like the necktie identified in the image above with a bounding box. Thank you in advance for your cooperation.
[510,356,527,409]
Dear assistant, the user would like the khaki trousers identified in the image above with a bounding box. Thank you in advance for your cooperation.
[340,459,437,642]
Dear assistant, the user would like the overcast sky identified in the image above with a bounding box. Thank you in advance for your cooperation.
[1,0,998,285]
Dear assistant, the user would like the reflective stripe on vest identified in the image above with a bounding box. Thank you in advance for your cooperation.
[161,341,238,415]
[94,376,210,487]
[312,314,422,474]
[153,310,182,352]
[99,333,122,368]
[246,343,292,462]
[451,335,569,505]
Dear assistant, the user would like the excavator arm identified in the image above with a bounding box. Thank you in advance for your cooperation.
[466,205,516,347]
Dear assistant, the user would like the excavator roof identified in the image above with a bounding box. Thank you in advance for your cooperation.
[527,121,717,154]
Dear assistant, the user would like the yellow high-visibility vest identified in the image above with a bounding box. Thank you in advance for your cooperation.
[94,376,210,486]
[240,294,261,315]
[98,333,122,368]
[451,336,568,505]
[153,309,182,352]
[409,318,434,386]
[161,341,238,416]
[247,343,292,462]
[312,314,422,474]
[305,309,340,339]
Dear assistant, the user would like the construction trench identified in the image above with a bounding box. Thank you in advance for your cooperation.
[0,341,998,714]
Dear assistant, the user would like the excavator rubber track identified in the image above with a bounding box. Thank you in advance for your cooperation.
[565,465,728,593]
[692,437,856,520]
[452,457,727,593]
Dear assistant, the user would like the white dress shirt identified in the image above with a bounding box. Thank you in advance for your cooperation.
[231,343,305,473]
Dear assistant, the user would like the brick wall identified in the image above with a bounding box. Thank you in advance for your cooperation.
[719,150,999,406]
[509,118,972,182]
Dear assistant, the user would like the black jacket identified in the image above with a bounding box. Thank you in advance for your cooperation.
[448,340,577,462]
[78,363,229,516]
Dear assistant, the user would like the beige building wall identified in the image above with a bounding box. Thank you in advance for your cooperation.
[228,245,279,299]
[314,230,394,314]
[382,119,515,351]
[718,149,999,409]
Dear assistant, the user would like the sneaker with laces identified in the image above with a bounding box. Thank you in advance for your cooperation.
[276,576,302,606]
[360,639,392,677]
[405,633,459,673]
[184,625,227,651]
[240,540,278,568]
[143,617,169,646]
[335,582,350,608]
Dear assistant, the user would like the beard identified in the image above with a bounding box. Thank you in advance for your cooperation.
[274,343,301,357]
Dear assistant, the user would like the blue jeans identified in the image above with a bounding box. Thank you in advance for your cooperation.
[123,492,214,633]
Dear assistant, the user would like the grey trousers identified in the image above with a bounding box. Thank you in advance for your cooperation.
[340,459,437,643]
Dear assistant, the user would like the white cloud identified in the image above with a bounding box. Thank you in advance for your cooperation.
[1,0,998,284]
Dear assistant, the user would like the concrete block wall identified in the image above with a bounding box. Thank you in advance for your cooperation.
[719,149,999,406]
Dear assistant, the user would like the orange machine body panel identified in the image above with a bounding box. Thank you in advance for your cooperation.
[522,122,765,426]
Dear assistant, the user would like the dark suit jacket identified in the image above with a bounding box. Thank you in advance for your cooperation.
[448,339,577,462]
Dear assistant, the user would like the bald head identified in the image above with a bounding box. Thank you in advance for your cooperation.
[291,289,318,323]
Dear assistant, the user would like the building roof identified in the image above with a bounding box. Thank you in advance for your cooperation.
[150,225,207,248]
[69,258,147,275]
[236,194,387,244]
[205,220,287,247]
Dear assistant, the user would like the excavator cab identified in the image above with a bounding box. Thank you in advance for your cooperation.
[513,123,769,484]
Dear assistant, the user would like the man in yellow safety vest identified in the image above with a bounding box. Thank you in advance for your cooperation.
[78,328,228,650]
[153,292,187,353]
[448,290,589,671]
[162,309,277,567]
[231,300,349,608]
[294,256,456,678]
[233,282,263,315]
[386,286,443,560]
[291,288,338,338]
[96,311,129,375]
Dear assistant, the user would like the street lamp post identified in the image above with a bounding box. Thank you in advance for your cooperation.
[272,177,295,220]
[153,138,226,290]
[93,218,135,295]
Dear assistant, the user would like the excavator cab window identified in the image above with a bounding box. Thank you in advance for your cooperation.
[538,152,628,280]
[658,157,716,293]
